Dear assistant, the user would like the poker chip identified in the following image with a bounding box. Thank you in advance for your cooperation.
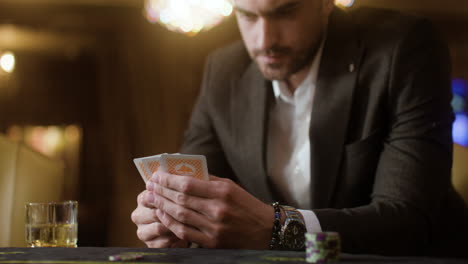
[305,232,341,263]
[108,254,143,262]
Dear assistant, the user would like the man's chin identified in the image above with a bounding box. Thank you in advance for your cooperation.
[258,64,289,81]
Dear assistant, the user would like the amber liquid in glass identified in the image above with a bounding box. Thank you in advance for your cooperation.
[26,223,77,248]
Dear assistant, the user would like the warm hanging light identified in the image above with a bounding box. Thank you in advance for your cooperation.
[145,0,233,36]
[0,51,15,73]
[335,0,355,8]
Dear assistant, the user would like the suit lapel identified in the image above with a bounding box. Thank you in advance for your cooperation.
[310,9,363,208]
[231,62,274,203]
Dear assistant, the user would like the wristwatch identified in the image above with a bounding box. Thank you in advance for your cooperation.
[280,206,307,250]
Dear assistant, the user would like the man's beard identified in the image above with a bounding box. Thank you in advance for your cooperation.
[251,37,323,81]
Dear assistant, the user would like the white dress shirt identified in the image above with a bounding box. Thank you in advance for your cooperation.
[267,44,324,234]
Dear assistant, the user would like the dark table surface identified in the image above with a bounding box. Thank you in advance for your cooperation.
[0,247,467,264]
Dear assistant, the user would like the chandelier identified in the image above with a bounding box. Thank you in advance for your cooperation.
[145,0,233,36]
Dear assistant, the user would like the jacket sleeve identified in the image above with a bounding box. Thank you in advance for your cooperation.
[314,20,456,256]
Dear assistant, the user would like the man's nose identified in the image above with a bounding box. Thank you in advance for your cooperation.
[257,18,279,51]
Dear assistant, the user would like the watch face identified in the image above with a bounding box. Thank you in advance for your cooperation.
[282,220,306,250]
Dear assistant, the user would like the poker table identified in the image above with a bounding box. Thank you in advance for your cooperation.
[0,247,467,264]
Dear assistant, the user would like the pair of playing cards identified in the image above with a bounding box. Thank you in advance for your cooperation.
[133,154,210,183]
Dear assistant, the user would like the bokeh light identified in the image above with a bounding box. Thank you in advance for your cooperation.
[453,114,468,147]
[7,125,82,158]
[6,125,23,142]
[452,79,468,147]
[452,94,466,113]
[145,0,233,36]
[65,125,81,142]
[452,79,467,97]
[335,0,355,8]
[0,51,15,73]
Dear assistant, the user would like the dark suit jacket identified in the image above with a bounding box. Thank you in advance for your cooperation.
[180,7,468,257]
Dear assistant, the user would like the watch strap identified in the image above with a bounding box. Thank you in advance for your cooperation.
[282,206,304,224]
[280,205,306,250]
[269,202,282,249]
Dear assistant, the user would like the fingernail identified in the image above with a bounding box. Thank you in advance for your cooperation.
[146,182,154,191]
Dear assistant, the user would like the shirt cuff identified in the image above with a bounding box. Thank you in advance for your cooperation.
[297,209,322,233]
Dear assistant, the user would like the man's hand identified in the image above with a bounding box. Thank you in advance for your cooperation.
[131,190,190,248]
[146,171,275,249]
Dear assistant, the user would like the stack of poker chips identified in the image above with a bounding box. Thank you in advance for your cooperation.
[305,232,341,263]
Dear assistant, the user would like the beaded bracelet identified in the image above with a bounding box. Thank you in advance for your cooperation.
[270,202,282,249]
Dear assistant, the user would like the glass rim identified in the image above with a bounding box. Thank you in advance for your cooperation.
[26,200,78,206]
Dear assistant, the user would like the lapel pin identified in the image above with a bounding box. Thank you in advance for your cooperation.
[349,63,355,73]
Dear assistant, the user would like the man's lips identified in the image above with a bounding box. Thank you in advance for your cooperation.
[259,54,285,64]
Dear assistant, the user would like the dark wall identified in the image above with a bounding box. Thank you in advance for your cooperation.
[0,4,240,246]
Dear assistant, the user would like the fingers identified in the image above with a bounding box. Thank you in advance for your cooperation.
[139,190,158,209]
[145,235,186,248]
[134,191,190,249]
[148,181,213,214]
[156,208,210,247]
[132,199,160,225]
[152,193,212,231]
[149,170,230,199]
[147,173,239,221]
[133,196,179,247]
[136,222,173,241]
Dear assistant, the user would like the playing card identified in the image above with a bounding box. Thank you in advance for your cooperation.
[133,157,152,183]
[141,154,162,179]
[160,154,209,181]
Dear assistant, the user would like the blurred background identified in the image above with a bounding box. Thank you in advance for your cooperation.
[0,0,467,247]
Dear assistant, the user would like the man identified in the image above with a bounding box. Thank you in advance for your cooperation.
[132,0,468,256]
